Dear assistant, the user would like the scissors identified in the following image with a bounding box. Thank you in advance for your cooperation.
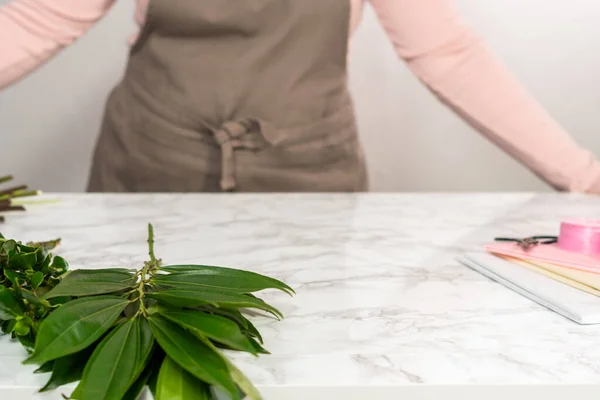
[494,235,558,250]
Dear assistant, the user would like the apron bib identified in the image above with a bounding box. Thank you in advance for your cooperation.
[87,0,368,192]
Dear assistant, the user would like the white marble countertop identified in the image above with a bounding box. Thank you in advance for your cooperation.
[1,193,600,399]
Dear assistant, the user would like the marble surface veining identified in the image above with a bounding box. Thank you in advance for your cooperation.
[1,192,600,397]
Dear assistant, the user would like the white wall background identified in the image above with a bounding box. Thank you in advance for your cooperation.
[1,0,600,192]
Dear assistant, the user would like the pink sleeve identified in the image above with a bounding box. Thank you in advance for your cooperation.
[0,0,115,89]
[370,0,600,193]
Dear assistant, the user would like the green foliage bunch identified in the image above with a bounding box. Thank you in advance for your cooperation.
[0,232,67,350]
[1,224,292,399]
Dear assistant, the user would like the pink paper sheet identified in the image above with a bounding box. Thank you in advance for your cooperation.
[485,242,600,274]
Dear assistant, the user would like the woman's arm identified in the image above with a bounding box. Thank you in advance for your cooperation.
[0,0,115,89]
[370,0,600,193]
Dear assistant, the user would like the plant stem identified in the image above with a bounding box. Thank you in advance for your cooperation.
[0,190,40,201]
[10,190,39,199]
[135,263,151,317]
[147,223,156,264]
[0,185,27,196]
[0,205,26,212]
[135,223,160,317]
[0,175,13,184]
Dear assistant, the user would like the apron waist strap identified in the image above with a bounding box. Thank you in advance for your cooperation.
[212,119,266,191]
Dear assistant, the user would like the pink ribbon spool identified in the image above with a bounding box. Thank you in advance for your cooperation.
[558,219,600,256]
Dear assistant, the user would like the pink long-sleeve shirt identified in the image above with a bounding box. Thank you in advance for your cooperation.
[2,0,600,193]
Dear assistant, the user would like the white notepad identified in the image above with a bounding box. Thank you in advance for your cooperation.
[458,252,600,325]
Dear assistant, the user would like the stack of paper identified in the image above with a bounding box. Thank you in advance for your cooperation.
[458,246,600,325]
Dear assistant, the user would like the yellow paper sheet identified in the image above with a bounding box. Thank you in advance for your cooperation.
[500,256,600,297]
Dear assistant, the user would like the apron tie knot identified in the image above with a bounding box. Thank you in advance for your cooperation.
[212,119,266,192]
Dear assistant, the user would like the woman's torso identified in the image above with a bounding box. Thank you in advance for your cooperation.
[87,0,368,193]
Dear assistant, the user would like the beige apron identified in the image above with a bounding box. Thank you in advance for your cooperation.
[87,0,368,193]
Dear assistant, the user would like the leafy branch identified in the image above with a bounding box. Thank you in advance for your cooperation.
[0,232,66,351]
[8,224,293,399]
[0,175,43,223]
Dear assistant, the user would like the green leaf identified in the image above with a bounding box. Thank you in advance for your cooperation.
[50,256,69,273]
[225,358,263,400]
[161,309,257,354]
[201,306,249,328]
[34,307,49,321]
[70,381,83,399]
[21,289,50,307]
[156,356,211,400]
[30,271,44,289]
[39,347,94,392]
[3,269,20,287]
[240,313,263,344]
[122,362,153,400]
[14,318,31,336]
[1,319,16,334]
[136,317,155,370]
[195,306,266,350]
[94,268,137,273]
[48,296,71,307]
[147,289,283,319]
[0,286,25,320]
[148,372,159,399]
[195,333,263,400]
[15,244,37,253]
[34,245,48,264]
[40,254,52,274]
[122,336,161,400]
[147,351,164,399]
[126,316,155,392]
[44,270,137,299]
[17,330,35,351]
[77,318,139,400]
[9,251,38,270]
[247,336,269,355]
[148,315,239,399]
[34,361,55,374]
[1,239,16,255]
[197,308,268,353]
[152,271,292,294]
[24,296,129,365]
[158,265,294,295]
[3,269,23,297]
